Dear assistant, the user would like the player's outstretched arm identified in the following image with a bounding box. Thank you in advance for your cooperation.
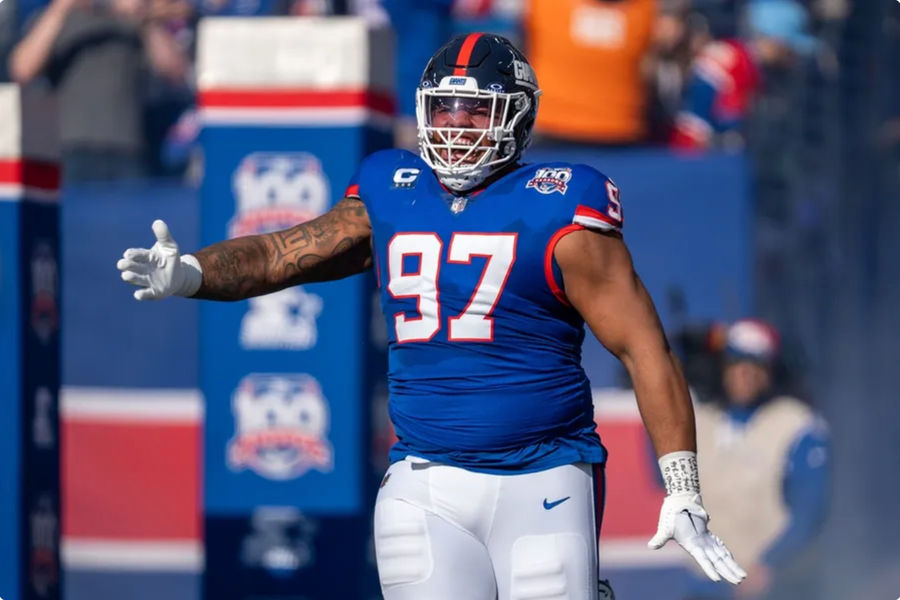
[556,229,746,585]
[118,197,372,302]
[192,197,372,300]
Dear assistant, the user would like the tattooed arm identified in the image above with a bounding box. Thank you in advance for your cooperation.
[192,197,372,301]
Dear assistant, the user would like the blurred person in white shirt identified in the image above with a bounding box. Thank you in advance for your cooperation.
[687,319,830,599]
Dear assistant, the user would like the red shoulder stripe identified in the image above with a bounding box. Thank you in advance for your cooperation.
[575,204,620,227]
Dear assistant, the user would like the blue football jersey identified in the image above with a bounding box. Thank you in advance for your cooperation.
[347,149,624,473]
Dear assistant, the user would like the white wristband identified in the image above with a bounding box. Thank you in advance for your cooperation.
[658,451,700,496]
[178,254,203,297]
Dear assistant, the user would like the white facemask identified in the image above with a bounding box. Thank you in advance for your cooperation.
[415,76,534,192]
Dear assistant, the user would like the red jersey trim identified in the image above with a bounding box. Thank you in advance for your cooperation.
[543,223,585,307]
[575,204,620,227]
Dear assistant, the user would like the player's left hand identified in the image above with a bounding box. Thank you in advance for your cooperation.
[648,492,747,585]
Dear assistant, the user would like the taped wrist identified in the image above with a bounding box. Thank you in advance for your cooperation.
[178,254,203,297]
[658,451,700,496]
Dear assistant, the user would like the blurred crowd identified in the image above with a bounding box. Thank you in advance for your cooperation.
[0,0,854,182]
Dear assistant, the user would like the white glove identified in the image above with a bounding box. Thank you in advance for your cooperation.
[648,452,747,585]
[649,492,746,584]
[116,219,202,301]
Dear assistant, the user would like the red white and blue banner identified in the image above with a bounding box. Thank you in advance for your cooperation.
[196,17,393,600]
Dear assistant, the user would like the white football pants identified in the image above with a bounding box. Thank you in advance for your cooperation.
[374,457,606,600]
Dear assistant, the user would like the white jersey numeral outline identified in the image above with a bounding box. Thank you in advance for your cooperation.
[447,233,517,341]
[387,232,517,343]
[387,233,443,342]
[605,180,622,223]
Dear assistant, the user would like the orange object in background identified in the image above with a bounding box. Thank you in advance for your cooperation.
[525,0,657,144]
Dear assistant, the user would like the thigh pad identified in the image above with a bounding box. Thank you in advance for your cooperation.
[374,498,432,587]
[509,533,593,600]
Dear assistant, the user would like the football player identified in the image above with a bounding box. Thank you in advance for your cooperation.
[118,33,745,599]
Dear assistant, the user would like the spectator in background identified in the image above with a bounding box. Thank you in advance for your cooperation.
[524,0,657,145]
[670,0,815,150]
[198,0,282,15]
[647,0,700,140]
[668,13,759,149]
[196,0,380,17]
[161,0,389,177]
[687,319,829,599]
[144,0,197,177]
[8,0,190,182]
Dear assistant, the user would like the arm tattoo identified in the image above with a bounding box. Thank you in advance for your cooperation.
[191,197,372,301]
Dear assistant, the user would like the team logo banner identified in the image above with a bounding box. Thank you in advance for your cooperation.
[240,287,323,350]
[229,152,329,238]
[227,374,334,480]
[229,152,329,350]
[30,241,59,345]
[29,493,59,598]
[241,507,317,574]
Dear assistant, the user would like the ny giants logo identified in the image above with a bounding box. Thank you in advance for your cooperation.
[526,167,573,195]
[513,59,538,90]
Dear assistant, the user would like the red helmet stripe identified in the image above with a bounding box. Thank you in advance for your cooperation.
[452,33,484,76]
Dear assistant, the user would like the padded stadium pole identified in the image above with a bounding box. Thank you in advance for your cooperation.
[0,84,62,600]
[196,17,393,599]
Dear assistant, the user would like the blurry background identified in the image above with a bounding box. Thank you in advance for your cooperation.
[1,0,899,599]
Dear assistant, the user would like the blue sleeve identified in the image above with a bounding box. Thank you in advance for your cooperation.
[761,424,830,566]
[344,165,363,198]
[568,166,623,233]
[343,149,394,201]
[344,149,421,215]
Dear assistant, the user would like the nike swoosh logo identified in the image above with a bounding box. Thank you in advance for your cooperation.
[543,496,571,510]
[681,509,700,534]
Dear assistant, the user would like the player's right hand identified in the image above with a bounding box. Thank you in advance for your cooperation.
[116,219,202,301]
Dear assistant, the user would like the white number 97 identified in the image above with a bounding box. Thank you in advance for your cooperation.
[387,233,517,343]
